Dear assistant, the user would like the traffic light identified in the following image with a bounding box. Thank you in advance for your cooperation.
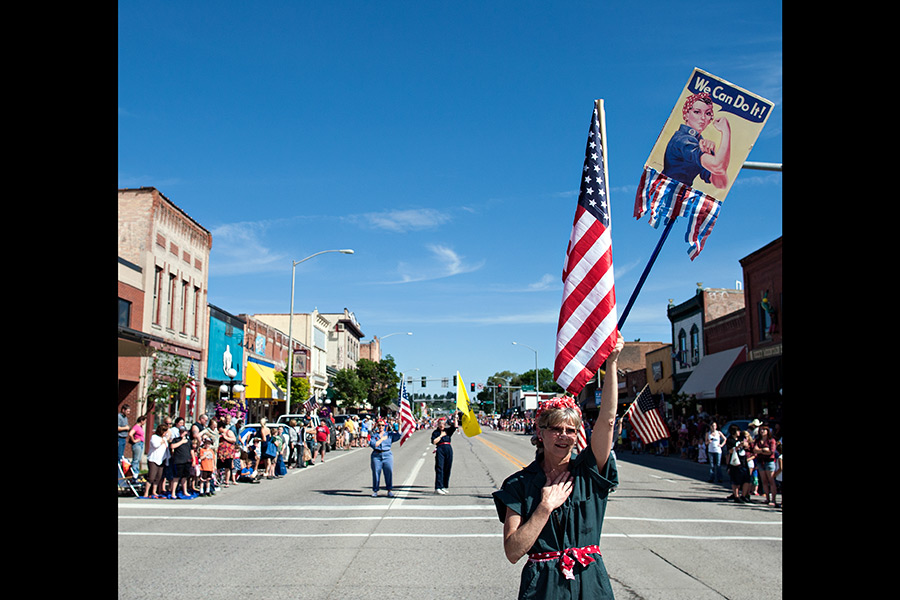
[421,376,427,388]
[470,382,475,393]
[453,375,457,387]
[498,382,503,391]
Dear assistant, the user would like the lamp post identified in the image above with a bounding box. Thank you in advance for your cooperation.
[512,341,539,408]
[379,331,411,363]
[218,367,245,420]
[286,249,354,411]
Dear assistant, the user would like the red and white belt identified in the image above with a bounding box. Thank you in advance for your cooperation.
[527,545,601,580]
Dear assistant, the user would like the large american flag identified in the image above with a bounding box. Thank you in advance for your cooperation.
[624,384,669,444]
[398,376,415,446]
[303,396,319,414]
[554,100,618,396]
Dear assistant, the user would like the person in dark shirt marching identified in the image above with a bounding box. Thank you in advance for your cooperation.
[431,413,458,494]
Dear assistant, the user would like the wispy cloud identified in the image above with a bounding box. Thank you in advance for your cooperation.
[378,308,559,325]
[380,243,485,284]
[209,221,286,276]
[493,273,560,293]
[351,208,452,232]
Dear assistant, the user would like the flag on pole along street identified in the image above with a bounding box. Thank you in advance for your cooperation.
[634,67,774,260]
[187,360,197,418]
[623,384,669,445]
[554,99,618,397]
[455,371,482,437]
[398,375,415,446]
[303,396,319,414]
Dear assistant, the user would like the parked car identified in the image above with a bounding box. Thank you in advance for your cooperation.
[721,419,750,435]
[239,423,295,459]
[277,414,308,425]
[332,414,351,426]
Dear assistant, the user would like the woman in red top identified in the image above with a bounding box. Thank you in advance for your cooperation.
[753,425,778,506]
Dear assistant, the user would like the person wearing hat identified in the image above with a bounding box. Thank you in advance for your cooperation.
[431,413,458,494]
[368,418,402,497]
[747,419,761,441]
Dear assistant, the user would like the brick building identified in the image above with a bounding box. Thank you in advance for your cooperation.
[118,187,211,432]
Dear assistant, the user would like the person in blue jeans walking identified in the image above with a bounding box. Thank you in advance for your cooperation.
[431,413,457,494]
[705,421,727,482]
[369,419,402,497]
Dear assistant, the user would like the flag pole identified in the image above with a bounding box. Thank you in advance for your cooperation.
[616,218,676,332]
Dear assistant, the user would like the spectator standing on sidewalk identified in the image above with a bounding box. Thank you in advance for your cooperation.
[118,404,132,465]
[725,426,752,503]
[142,423,170,498]
[168,426,192,499]
[128,414,147,477]
[217,421,237,487]
[773,443,783,509]
[705,421,727,483]
[431,413,458,494]
[198,437,216,496]
[753,425,778,506]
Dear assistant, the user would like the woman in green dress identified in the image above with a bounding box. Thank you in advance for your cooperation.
[493,333,623,599]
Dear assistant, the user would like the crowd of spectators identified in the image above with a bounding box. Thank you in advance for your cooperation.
[119,404,780,508]
[118,408,429,499]
[617,412,782,508]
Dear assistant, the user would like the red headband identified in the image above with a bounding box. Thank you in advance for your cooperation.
[535,396,582,421]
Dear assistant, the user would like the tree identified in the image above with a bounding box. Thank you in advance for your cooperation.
[275,370,311,413]
[519,367,564,393]
[329,368,368,410]
[356,355,401,415]
[144,351,192,418]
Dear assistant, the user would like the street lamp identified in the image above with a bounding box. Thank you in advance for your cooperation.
[512,341,539,405]
[381,332,412,340]
[287,249,354,410]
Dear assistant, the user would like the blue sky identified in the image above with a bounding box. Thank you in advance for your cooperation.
[118,1,782,392]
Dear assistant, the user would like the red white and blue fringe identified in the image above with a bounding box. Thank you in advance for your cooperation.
[634,166,721,261]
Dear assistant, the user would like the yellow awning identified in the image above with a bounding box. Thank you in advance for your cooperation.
[246,362,286,400]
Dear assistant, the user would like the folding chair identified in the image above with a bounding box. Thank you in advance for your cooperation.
[117,459,141,497]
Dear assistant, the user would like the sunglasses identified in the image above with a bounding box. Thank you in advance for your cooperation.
[545,426,578,437]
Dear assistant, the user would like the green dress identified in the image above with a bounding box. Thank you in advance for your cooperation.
[493,449,618,600]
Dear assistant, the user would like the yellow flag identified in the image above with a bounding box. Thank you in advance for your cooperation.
[456,371,482,437]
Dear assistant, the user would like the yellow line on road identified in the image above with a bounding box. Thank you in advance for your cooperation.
[476,435,528,469]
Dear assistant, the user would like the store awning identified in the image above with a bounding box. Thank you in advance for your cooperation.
[679,346,746,399]
[717,354,782,398]
[118,326,165,357]
[246,361,286,400]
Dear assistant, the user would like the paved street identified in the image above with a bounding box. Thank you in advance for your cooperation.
[118,429,781,599]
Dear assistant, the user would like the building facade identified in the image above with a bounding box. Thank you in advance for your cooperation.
[118,187,211,425]
[237,314,290,422]
[253,309,331,401]
[667,286,745,392]
[666,237,782,422]
[717,237,783,421]
[207,305,246,422]
[319,308,365,372]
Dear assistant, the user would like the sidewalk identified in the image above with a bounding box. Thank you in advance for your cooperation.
[613,446,781,507]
